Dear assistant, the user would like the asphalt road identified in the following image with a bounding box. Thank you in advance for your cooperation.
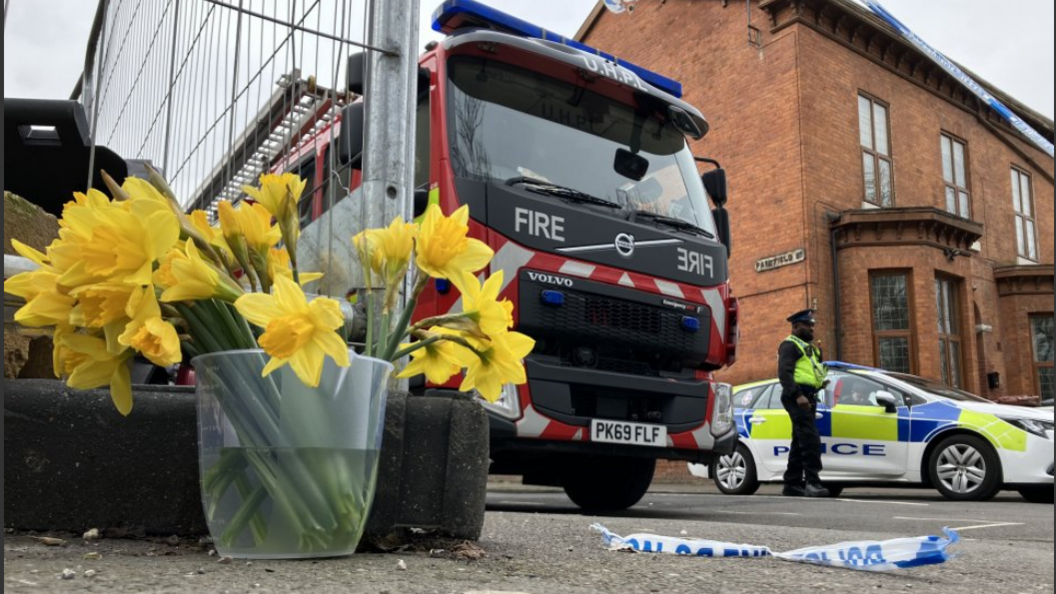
[4,484,1052,594]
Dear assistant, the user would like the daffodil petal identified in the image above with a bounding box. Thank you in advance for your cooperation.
[235,293,279,327]
[110,362,133,417]
[314,330,351,368]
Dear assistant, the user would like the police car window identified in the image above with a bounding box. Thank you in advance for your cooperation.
[832,373,906,407]
[735,388,760,410]
[757,385,783,410]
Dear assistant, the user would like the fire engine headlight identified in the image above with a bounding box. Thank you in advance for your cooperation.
[711,383,735,438]
[479,383,522,420]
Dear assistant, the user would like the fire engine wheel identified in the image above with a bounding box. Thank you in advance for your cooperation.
[561,456,656,512]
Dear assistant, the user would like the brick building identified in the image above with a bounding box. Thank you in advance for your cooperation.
[577,0,1054,401]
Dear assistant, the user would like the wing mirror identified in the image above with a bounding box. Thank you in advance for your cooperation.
[875,392,901,414]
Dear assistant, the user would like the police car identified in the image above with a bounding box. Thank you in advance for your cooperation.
[693,363,1054,503]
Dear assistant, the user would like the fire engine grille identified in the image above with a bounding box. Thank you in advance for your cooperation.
[518,275,712,366]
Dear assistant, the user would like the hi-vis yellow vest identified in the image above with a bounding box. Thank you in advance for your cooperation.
[786,335,828,389]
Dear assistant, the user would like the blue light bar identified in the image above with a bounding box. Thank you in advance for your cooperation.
[432,0,684,98]
[541,290,566,307]
[681,316,701,333]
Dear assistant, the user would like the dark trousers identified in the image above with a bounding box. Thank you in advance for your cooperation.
[782,386,823,485]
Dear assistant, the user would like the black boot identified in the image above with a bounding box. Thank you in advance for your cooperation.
[782,483,806,497]
[804,482,831,498]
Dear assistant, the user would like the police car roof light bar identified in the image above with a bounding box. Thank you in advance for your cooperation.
[431,0,684,98]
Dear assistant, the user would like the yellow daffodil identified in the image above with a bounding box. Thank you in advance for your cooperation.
[396,328,470,385]
[234,276,350,387]
[268,248,324,287]
[119,287,182,368]
[242,173,306,264]
[10,283,75,328]
[189,210,235,268]
[49,194,180,288]
[153,248,188,290]
[241,173,306,224]
[236,203,282,253]
[217,201,253,276]
[458,331,535,403]
[456,271,513,339]
[57,331,135,416]
[352,230,385,282]
[369,217,417,291]
[69,283,136,329]
[416,204,493,281]
[159,240,244,304]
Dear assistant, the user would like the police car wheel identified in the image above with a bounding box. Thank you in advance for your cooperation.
[561,457,656,512]
[710,444,760,496]
[1018,486,1054,504]
[928,435,1002,502]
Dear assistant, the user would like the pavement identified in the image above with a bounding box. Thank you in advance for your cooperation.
[4,483,1053,594]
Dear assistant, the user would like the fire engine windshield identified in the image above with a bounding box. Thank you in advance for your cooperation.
[447,56,717,236]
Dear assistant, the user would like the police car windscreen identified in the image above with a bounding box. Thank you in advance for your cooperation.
[447,56,717,236]
[888,373,990,403]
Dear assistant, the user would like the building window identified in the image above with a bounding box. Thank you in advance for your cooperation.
[1011,167,1038,262]
[936,276,963,388]
[1033,315,1054,401]
[859,94,893,207]
[941,134,971,218]
[871,272,914,374]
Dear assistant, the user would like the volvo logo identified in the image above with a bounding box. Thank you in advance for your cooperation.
[615,233,635,259]
[527,272,574,288]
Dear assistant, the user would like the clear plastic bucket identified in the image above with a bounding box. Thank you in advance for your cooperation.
[194,349,392,559]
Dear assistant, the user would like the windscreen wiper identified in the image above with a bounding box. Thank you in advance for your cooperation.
[631,210,716,240]
[505,177,623,210]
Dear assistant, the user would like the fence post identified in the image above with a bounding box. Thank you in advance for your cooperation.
[361,0,419,231]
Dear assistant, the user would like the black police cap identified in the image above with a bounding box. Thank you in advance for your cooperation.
[787,309,817,325]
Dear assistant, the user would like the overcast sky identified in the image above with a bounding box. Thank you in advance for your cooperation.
[5,0,1054,120]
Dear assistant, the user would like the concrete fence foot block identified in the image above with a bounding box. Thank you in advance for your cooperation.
[5,381,489,543]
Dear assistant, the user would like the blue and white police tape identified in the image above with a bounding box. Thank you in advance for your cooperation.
[591,525,960,572]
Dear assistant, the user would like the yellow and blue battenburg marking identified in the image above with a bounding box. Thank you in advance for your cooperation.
[734,384,1029,451]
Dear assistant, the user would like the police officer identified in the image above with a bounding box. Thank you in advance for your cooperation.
[778,309,831,498]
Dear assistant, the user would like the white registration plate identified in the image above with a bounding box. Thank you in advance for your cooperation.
[591,420,668,448]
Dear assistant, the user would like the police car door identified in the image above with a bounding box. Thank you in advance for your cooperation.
[824,373,910,478]
[744,385,797,476]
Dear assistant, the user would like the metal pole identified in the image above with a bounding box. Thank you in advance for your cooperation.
[362,0,418,232]
[362,0,419,384]
[161,0,183,176]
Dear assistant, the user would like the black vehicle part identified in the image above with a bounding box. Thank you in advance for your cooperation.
[561,456,655,512]
[1018,486,1054,504]
[5,99,128,215]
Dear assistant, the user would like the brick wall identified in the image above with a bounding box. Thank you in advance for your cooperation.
[582,0,1054,397]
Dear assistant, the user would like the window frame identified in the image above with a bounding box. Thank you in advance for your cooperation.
[1011,167,1039,262]
[935,275,965,389]
[940,133,972,219]
[859,93,894,208]
[1031,314,1054,401]
[869,270,917,375]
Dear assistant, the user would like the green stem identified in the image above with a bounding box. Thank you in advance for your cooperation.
[178,304,226,354]
[220,484,269,548]
[390,335,443,362]
[364,289,375,359]
[378,310,391,363]
[381,272,430,361]
[234,472,269,546]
